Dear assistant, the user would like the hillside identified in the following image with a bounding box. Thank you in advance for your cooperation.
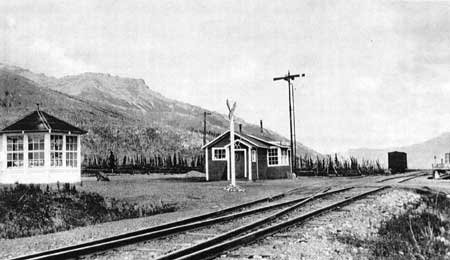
[0,63,318,161]
[347,132,450,169]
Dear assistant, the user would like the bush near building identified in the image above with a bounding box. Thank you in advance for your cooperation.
[0,184,178,239]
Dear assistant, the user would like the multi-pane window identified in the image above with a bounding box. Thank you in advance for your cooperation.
[280,149,288,165]
[267,148,279,166]
[28,135,45,167]
[66,136,78,167]
[213,148,227,160]
[7,136,24,168]
[50,135,63,167]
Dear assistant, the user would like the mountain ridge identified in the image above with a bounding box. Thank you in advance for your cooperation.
[0,63,318,160]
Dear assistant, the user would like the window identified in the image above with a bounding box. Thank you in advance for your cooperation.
[7,136,23,168]
[267,148,278,166]
[66,136,78,167]
[251,150,256,162]
[28,135,45,167]
[280,149,289,165]
[51,135,63,167]
[213,148,227,160]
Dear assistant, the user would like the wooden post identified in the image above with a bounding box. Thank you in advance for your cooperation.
[227,100,237,187]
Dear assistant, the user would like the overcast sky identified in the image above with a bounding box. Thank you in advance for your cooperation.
[1,0,449,153]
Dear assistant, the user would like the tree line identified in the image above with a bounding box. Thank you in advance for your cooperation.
[82,151,205,175]
[295,154,385,176]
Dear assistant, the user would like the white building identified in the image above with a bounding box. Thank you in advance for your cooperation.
[0,110,87,184]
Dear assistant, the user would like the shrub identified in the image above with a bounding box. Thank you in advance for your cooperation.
[372,193,450,259]
[0,184,179,239]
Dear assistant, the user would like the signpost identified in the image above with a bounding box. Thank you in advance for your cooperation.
[226,99,237,187]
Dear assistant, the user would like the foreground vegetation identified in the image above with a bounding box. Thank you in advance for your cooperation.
[0,184,178,239]
[371,190,450,259]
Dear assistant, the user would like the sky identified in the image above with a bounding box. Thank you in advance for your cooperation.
[0,0,449,154]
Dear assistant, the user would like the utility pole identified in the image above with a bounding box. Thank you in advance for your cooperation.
[226,99,237,187]
[274,71,305,172]
[203,111,212,145]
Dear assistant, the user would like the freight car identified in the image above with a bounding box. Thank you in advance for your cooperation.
[388,151,407,173]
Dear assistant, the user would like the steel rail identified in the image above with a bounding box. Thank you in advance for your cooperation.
[156,187,335,260]
[397,173,428,183]
[175,186,389,260]
[376,172,420,183]
[10,187,349,260]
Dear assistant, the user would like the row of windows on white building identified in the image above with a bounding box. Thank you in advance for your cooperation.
[5,135,78,168]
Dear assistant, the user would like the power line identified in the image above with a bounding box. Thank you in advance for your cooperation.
[273,71,305,171]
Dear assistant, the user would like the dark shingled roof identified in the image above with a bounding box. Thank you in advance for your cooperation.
[0,110,87,134]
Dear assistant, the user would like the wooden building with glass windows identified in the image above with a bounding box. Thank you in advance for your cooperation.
[0,110,87,184]
[202,130,291,181]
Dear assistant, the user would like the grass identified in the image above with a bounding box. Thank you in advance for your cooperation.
[335,189,450,260]
[0,174,380,240]
[0,183,178,239]
[371,191,450,259]
[76,174,367,211]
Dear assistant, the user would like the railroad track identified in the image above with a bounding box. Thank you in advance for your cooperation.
[151,186,387,260]
[84,186,385,260]
[11,186,389,260]
[9,186,335,260]
[376,171,428,183]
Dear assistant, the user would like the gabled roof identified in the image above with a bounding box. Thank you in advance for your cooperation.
[202,130,289,150]
[0,110,88,134]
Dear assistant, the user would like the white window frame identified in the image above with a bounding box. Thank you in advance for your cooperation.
[280,149,289,166]
[50,134,64,167]
[7,135,24,168]
[267,147,279,166]
[28,134,45,167]
[251,149,256,162]
[267,147,290,167]
[66,135,78,168]
[212,147,227,161]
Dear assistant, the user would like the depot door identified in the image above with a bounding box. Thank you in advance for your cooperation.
[235,150,246,179]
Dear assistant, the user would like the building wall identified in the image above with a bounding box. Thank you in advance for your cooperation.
[0,168,81,184]
[207,147,227,181]
[256,148,290,179]
[0,133,82,184]
[266,165,290,179]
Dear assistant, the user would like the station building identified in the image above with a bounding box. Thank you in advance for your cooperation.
[202,130,291,181]
[0,110,87,184]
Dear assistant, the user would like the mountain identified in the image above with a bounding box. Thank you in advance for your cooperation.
[346,132,450,169]
[0,63,318,161]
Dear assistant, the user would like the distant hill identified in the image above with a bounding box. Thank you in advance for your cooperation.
[346,132,450,169]
[0,63,318,161]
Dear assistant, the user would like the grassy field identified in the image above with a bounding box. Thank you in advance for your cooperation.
[76,173,378,212]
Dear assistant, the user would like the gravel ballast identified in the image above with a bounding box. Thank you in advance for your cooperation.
[221,189,421,260]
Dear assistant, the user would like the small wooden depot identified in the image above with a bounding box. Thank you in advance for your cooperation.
[0,110,87,184]
[202,130,291,181]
